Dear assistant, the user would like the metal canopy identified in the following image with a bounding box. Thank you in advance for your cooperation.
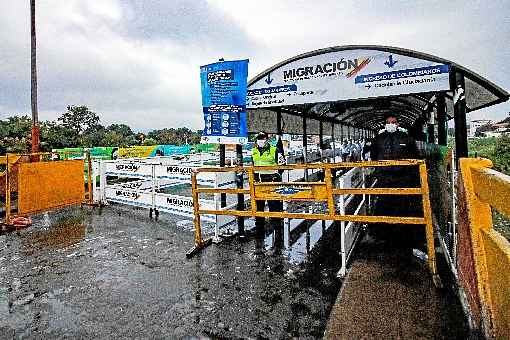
[247,45,509,134]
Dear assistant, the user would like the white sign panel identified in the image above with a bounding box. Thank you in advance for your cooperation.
[247,49,450,108]
[105,187,153,208]
[105,161,153,178]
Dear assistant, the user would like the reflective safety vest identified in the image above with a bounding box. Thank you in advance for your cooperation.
[252,145,278,174]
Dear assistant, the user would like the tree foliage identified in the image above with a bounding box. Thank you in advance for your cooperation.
[1,106,202,153]
[469,135,510,175]
[493,135,510,174]
[0,116,32,153]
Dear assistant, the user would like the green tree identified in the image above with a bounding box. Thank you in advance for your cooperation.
[493,135,510,175]
[58,105,101,145]
[146,127,201,145]
[0,116,32,153]
[40,120,75,151]
[80,125,108,147]
[105,124,136,146]
[142,137,157,146]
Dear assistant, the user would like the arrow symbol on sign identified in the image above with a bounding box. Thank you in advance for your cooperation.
[365,84,371,89]
[265,73,273,85]
[384,55,398,68]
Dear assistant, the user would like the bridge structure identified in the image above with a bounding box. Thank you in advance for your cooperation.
[1,45,510,338]
[189,45,510,338]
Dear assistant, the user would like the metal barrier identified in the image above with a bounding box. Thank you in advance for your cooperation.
[189,160,440,286]
[93,157,244,236]
[458,158,510,339]
[1,152,93,225]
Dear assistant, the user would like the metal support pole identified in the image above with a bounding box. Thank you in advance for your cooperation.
[30,0,39,153]
[319,121,324,162]
[236,144,244,237]
[219,144,227,207]
[5,154,10,224]
[87,151,93,204]
[437,93,447,146]
[331,122,336,163]
[427,124,435,144]
[302,115,308,181]
[276,110,282,136]
[451,69,468,160]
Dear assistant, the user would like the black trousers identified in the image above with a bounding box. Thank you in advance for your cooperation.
[370,170,424,247]
[255,173,283,228]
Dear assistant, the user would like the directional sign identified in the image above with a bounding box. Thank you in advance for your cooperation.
[247,49,450,109]
[200,59,249,144]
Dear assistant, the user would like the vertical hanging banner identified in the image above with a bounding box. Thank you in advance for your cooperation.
[200,59,249,144]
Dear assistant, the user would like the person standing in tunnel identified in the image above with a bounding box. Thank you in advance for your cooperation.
[251,131,286,233]
[369,114,421,246]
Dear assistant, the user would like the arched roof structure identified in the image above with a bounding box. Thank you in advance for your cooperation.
[246,45,508,134]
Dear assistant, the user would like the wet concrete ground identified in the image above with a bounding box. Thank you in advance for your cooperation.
[0,204,344,339]
[325,236,470,339]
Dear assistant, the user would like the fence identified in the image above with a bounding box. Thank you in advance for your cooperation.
[1,152,91,225]
[189,160,440,286]
[92,157,243,238]
[457,158,510,339]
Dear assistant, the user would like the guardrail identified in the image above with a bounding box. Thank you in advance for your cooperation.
[458,158,510,339]
[188,160,441,286]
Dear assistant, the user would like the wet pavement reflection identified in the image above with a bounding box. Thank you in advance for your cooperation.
[0,204,346,339]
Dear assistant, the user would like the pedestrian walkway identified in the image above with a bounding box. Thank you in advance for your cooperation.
[325,236,469,339]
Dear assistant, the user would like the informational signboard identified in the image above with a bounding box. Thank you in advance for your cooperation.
[247,49,450,108]
[200,59,249,144]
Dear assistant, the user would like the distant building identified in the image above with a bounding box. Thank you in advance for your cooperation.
[469,119,492,138]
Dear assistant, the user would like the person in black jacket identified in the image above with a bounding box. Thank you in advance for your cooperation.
[369,114,422,246]
[370,114,418,185]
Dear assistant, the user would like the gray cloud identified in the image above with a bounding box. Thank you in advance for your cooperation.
[0,0,508,130]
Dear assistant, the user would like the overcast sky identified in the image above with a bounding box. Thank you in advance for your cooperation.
[1,0,509,131]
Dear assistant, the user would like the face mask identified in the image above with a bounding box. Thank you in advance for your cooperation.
[385,123,397,133]
[256,139,267,147]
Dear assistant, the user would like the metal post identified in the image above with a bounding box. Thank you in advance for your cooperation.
[150,164,156,218]
[5,154,10,224]
[319,120,324,162]
[219,144,227,207]
[452,69,468,160]
[427,124,435,144]
[302,115,308,181]
[236,144,244,237]
[437,93,447,146]
[30,0,39,153]
[87,151,93,204]
[338,175,346,277]
[331,122,336,163]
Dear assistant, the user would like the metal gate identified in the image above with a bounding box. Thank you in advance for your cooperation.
[189,160,441,286]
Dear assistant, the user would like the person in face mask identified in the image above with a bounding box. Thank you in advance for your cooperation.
[368,114,421,247]
[251,131,285,231]
[370,114,416,161]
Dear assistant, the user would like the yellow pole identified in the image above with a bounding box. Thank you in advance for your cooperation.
[419,162,440,286]
[248,168,257,214]
[324,167,335,216]
[191,172,203,247]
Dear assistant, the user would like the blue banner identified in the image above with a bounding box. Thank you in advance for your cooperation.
[200,59,249,144]
[355,64,450,84]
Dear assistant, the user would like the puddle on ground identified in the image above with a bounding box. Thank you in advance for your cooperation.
[21,217,86,253]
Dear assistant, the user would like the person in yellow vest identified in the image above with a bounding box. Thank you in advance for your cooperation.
[252,131,286,229]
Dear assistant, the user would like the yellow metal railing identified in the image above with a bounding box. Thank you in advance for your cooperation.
[189,160,441,286]
[459,158,510,339]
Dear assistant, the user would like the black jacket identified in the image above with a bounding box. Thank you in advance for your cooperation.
[370,130,417,161]
[370,130,419,185]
